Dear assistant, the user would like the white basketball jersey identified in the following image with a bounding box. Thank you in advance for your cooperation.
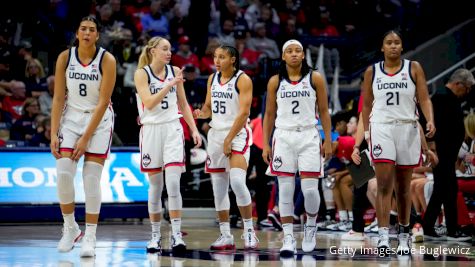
[136,64,181,125]
[209,70,244,130]
[66,47,106,112]
[370,59,418,123]
[275,72,318,129]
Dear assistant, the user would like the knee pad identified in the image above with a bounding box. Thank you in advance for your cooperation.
[148,173,164,214]
[83,161,103,214]
[301,179,320,215]
[278,176,295,217]
[56,158,77,204]
[322,184,335,209]
[229,168,251,206]
[211,173,230,211]
[165,166,182,211]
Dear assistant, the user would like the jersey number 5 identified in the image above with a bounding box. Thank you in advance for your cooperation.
[79,83,87,96]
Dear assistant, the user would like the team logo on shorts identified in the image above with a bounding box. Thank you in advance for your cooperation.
[58,133,63,144]
[206,156,211,166]
[373,144,382,157]
[142,153,151,167]
[273,156,283,170]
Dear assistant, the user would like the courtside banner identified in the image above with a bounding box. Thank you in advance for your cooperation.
[0,151,148,204]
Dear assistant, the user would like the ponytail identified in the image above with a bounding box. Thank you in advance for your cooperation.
[137,36,165,69]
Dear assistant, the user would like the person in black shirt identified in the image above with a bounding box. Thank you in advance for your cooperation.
[423,68,474,241]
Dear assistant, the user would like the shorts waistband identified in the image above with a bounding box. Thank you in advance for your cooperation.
[67,105,95,114]
[276,125,316,132]
[371,120,416,125]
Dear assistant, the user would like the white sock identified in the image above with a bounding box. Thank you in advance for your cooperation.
[307,215,317,227]
[220,222,231,236]
[171,218,181,236]
[348,211,354,222]
[283,223,293,237]
[151,221,161,235]
[390,210,398,216]
[243,218,253,232]
[338,210,348,221]
[85,223,97,237]
[63,213,76,227]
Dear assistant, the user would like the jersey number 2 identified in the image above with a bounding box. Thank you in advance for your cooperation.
[79,83,87,96]
[386,92,399,106]
[292,101,300,114]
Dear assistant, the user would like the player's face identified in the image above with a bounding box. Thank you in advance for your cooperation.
[214,48,235,72]
[382,33,402,59]
[151,39,172,64]
[347,116,358,135]
[76,20,99,47]
[282,44,304,67]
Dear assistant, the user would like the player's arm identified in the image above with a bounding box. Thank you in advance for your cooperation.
[262,75,278,164]
[175,66,202,147]
[193,74,213,119]
[313,71,332,160]
[412,61,435,138]
[362,66,374,136]
[223,73,253,156]
[50,50,69,158]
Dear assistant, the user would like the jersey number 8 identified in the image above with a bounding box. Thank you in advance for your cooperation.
[79,83,87,96]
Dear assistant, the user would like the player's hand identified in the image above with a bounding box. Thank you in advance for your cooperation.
[322,140,332,161]
[351,147,361,165]
[192,109,201,119]
[426,149,438,167]
[464,153,474,164]
[50,134,61,159]
[170,67,186,86]
[425,121,436,138]
[262,144,272,165]
[191,130,202,148]
[223,137,232,158]
[71,136,88,161]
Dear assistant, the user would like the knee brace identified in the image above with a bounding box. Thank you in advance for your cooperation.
[165,166,182,211]
[211,173,230,211]
[278,176,295,217]
[83,161,103,214]
[322,184,335,209]
[56,158,77,204]
[229,168,251,206]
[148,173,164,214]
[301,179,320,215]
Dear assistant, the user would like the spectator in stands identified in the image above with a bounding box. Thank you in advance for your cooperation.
[217,19,236,46]
[259,3,280,37]
[183,64,206,109]
[247,22,280,59]
[24,58,48,97]
[199,38,219,75]
[124,0,151,34]
[0,55,13,81]
[278,17,300,48]
[11,41,33,81]
[10,97,40,142]
[423,68,474,242]
[0,104,11,146]
[171,35,200,69]
[39,75,54,116]
[235,30,261,77]
[310,7,340,37]
[29,117,51,147]
[244,0,279,31]
[168,3,188,41]
[141,0,170,38]
[1,80,26,121]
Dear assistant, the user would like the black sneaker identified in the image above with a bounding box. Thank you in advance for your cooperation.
[268,211,283,231]
[424,230,446,241]
[447,231,472,242]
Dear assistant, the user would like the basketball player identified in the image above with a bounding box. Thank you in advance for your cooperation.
[193,45,259,250]
[361,30,435,255]
[50,16,116,257]
[262,39,332,256]
[134,36,202,254]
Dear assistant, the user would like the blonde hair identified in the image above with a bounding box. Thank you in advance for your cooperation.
[25,58,46,79]
[137,36,165,69]
[464,113,475,139]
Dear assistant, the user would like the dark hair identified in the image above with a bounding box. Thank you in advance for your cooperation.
[278,60,312,81]
[382,30,402,43]
[218,45,240,75]
[72,16,101,46]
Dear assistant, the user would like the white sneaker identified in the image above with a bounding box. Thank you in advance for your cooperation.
[242,230,259,250]
[326,221,346,231]
[210,234,235,250]
[301,224,317,252]
[377,234,390,250]
[411,223,424,243]
[171,232,186,253]
[80,235,96,257]
[341,230,364,241]
[316,219,336,230]
[57,224,83,252]
[364,219,378,233]
[146,233,162,253]
[397,233,412,255]
[280,234,297,256]
[370,225,379,233]
[337,221,352,232]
